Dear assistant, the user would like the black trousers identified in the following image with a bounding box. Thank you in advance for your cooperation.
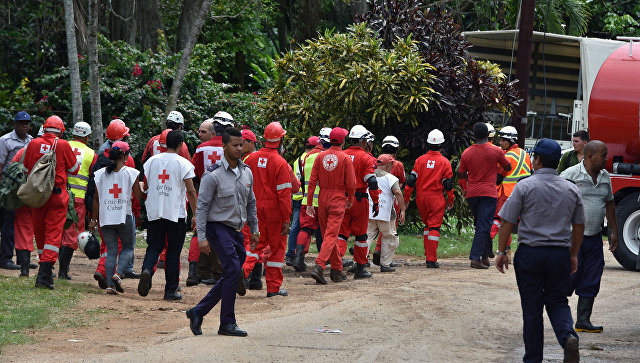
[142,218,186,294]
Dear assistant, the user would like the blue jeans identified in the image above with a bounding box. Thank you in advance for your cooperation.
[102,215,135,287]
[286,199,302,259]
[195,222,246,325]
[514,244,577,363]
[467,196,497,260]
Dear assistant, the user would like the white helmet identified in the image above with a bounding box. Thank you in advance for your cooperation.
[382,135,400,148]
[499,126,518,142]
[318,127,332,143]
[37,126,44,136]
[349,125,369,139]
[167,110,184,125]
[77,231,100,259]
[427,129,445,145]
[213,111,234,126]
[485,123,496,138]
[72,121,92,137]
[365,132,375,142]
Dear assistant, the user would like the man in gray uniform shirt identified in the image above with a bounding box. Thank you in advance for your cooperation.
[495,138,585,363]
[186,127,259,337]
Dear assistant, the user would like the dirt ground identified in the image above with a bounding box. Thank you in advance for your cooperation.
[1,246,639,362]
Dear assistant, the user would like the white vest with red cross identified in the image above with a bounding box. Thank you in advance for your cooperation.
[94,166,139,227]
[143,152,195,222]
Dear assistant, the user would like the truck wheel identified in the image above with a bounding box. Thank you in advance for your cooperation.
[614,192,640,271]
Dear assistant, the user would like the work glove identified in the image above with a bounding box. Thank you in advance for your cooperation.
[372,203,379,217]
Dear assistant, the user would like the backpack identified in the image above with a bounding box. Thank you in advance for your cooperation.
[17,138,58,208]
[0,150,27,210]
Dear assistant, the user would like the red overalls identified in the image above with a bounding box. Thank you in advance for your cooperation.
[307,146,356,270]
[242,148,293,293]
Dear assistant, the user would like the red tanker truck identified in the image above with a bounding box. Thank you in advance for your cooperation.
[464,31,640,270]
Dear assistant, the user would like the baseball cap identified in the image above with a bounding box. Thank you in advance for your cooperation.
[241,129,257,143]
[13,111,31,122]
[377,154,395,166]
[531,138,561,160]
[111,141,130,153]
[306,136,320,146]
[329,127,349,143]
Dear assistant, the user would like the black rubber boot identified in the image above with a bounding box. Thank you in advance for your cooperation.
[186,261,199,286]
[247,263,263,290]
[57,246,74,280]
[354,263,372,279]
[575,296,603,333]
[17,250,30,277]
[293,245,306,272]
[35,262,54,290]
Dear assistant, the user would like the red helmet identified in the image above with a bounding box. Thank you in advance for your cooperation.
[106,119,130,140]
[43,115,65,133]
[264,122,286,147]
[159,128,171,146]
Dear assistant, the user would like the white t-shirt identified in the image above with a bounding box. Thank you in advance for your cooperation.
[143,152,195,222]
[94,166,139,227]
[369,172,399,221]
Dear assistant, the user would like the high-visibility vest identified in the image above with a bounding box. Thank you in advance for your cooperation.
[67,140,96,199]
[301,151,320,207]
[499,146,531,197]
[292,151,308,201]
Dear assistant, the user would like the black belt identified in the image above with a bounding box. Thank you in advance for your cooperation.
[355,191,368,201]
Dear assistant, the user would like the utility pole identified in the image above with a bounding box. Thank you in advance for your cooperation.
[512,0,536,147]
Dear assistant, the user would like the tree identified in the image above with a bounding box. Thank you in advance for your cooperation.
[88,0,103,148]
[165,0,214,117]
[63,0,84,126]
[109,0,137,45]
[176,0,204,51]
[137,0,163,52]
[262,24,437,157]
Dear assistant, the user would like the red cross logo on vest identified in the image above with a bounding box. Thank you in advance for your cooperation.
[154,140,162,155]
[158,169,170,184]
[73,148,82,157]
[40,144,51,154]
[427,160,435,169]
[258,157,267,168]
[109,184,122,198]
[323,154,338,171]
[208,151,221,164]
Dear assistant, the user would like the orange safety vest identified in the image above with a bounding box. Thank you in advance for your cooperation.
[499,145,531,197]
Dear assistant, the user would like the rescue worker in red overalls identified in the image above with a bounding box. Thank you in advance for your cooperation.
[490,126,531,262]
[58,122,97,280]
[22,116,79,289]
[338,125,380,279]
[372,135,406,266]
[307,128,356,284]
[293,127,331,272]
[189,112,234,286]
[242,122,294,297]
[403,129,455,268]
[93,120,141,288]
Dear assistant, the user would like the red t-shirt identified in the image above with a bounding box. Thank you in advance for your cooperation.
[141,134,191,164]
[459,143,510,198]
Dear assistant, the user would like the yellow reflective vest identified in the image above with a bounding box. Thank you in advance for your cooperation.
[292,151,308,201]
[301,147,321,207]
[499,145,532,197]
[67,140,96,199]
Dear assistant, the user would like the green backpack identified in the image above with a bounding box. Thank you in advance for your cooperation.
[0,150,27,210]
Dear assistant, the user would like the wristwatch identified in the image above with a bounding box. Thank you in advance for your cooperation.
[496,250,507,256]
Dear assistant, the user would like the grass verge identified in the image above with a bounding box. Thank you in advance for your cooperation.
[0,277,102,353]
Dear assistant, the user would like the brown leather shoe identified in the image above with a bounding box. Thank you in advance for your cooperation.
[481,258,491,267]
[329,269,346,282]
[470,260,489,269]
[310,264,327,284]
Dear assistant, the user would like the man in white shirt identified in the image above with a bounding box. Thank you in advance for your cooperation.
[138,131,198,300]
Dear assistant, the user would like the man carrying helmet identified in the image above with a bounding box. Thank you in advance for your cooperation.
[404,129,455,268]
[490,126,531,262]
[0,111,33,271]
[242,122,294,297]
[22,116,79,289]
[190,112,234,286]
[141,110,191,163]
[58,122,97,280]
[293,128,330,271]
[338,125,380,279]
